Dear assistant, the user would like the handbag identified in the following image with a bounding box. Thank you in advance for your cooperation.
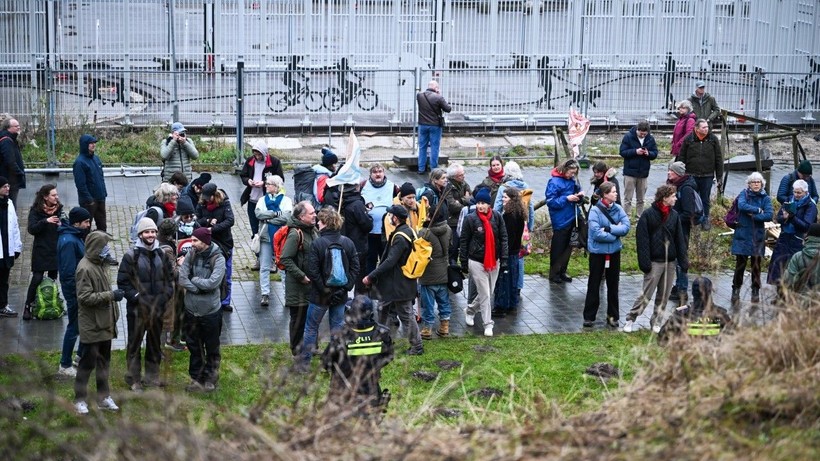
[447,264,464,294]
[250,232,261,253]
[519,223,532,257]
[569,204,589,250]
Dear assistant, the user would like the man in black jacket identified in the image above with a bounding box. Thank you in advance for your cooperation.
[666,161,702,305]
[363,205,423,355]
[678,119,723,230]
[0,117,25,205]
[624,185,688,334]
[335,183,373,295]
[416,81,451,174]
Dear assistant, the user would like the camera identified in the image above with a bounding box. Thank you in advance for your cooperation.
[178,132,186,138]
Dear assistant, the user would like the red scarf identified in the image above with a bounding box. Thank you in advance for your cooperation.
[206,201,219,212]
[601,198,612,207]
[163,202,176,217]
[488,167,505,184]
[655,202,671,221]
[477,209,497,271]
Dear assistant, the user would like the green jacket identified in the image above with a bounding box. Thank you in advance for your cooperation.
[783,236,820,291]
[76,231,119,343]
[688,92,721,123]
[280,215,318,307]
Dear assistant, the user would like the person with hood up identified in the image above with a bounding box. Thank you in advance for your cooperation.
[768,179,817,292]
[619,121,659,219]
[117,217,175,390]
[730,172,774,305]
[240,141,284,270]
[196,183,235,311]
[545,159,583,284]
[688,81,721,125]
[254,174,292,306]
[160,122,199,181]
[492,161,534,296]
[73,231,124,415]
[783,223,820,294]
[0,176,22,318]
[73,135,114,257]
[23,184,63,320]
[666,161,703,305]
[671,100,697,158]
[0,116,25,205]
[57,207,92,377]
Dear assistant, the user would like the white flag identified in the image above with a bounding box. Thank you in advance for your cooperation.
[326,129,364,187]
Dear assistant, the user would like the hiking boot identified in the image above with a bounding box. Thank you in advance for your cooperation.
[98,396,119,412]
[420,326,433,340]
[606,317,619,328]
[484,325,494,337]
[186,380,207,393]
[75,401,89,415]
[731,288,740,304]
[260,294,270,307]
[623,320,635,333]
[436,320,450,337]
[22,304,32,321]
[406,346,424,356]
[57,365,77,378]
[668,286,680,301]
[0,305,18,317]
[751,288,760,303]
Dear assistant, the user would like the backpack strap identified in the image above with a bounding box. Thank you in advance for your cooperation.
[595,203,618,225]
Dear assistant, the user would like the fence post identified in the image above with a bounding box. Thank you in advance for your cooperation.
[169,0,179,122]
[236,61,244,170]
[753,68,763,135]
[46,65,56,168]
[413,67,420,154]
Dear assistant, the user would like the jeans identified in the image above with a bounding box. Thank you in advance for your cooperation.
[259,237,273,296]
[693,176,714,224]
[420,284,451,328]
[300,302,345,364]
[221,250,233,307]
[247,200,260,237]
[675,223,692,292]
[417,124,442,173]
[184,310,222,385]
[74,340,111,402]
[60,293,86,368]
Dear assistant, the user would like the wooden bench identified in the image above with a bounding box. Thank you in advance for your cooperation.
[393,154,450,171]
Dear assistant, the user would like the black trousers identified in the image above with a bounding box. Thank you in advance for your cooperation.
[184,310,222,385]
[81,199,107,232]
[26,270,58,307]
[125,306,164,385]
[583,252,621,322]
[549,226,573,279]
[366,234,384,276]
[0,266,11,308]
[288,305,308,356]
[74,340,112,402]
[733,255,762,290]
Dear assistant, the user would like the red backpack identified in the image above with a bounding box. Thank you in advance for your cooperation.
[273,226,303,271]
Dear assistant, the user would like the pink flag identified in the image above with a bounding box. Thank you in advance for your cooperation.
[567,107,590,158]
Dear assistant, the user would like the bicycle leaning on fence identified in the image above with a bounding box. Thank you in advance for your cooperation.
[323,76,379,111]
[267,77,326,113]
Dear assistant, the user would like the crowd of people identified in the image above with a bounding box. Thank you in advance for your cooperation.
[2,89,819,415]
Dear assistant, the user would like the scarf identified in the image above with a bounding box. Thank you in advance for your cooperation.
[206,201,219,212]
[264,193,285,239]
[163,202,176,217]
[477,209,497,271]
[601,198,612,208]
[43,202,59,216]
[488,167,505,184]
[655,202,671,222]
[369,177,387,188]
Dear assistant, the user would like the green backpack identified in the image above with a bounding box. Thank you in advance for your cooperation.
[33,278,65,320]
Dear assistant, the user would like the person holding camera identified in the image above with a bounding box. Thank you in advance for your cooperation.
[416,80,451,174]
[160,122,199,182]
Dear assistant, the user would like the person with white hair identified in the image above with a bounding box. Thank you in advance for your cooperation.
[730,172,773,304]
[768,178,817,290]
[671,100,697,158]
[255,174,293,307]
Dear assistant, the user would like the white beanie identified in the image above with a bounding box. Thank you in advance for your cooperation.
[137,217,158,235]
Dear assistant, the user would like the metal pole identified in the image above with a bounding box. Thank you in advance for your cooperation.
[169,0,179,122]
[236,61,244,169]
[413,67,420,155]
[753,68,763,135]
[46,65,56,167]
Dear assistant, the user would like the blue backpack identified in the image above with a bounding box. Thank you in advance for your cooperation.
[324,242,349,288]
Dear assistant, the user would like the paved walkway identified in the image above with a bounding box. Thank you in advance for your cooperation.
[1,162,784,354]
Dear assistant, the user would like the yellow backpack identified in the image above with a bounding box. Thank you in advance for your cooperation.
[391,228,432,279]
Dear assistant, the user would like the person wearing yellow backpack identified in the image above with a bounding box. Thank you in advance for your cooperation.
[382,182,428,237]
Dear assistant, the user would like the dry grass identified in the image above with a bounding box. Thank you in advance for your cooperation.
[2,297,818,460]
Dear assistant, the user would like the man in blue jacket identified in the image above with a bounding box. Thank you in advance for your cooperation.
[619,121,658,219]
[56,207,92,377]
[72,135,117,265]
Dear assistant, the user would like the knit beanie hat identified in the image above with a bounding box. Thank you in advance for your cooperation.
[69,206,92,224]
[191,173,212,187]
[176,195,196,216]
[136,217,158,235]
[193,227,212,245]
[809,223,820,238]
[399,182,416,198]
[475,188,492,204]
[321,148,338,168]
[668,161,686,176]
[798,160,812,176]
[0,176,7,188]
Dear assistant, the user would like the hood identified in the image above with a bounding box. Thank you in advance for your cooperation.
[802,236,820,258]
[79,134,97,157]
[84,231,112,264]
[312,164,334,176]
[341,186,363,206]
[58,223,86,238]
[550,167,563,178]
[287,214,315,231]
[424,219,450,237]
[134,237,160,251]
[0,129,17,141]
[146,195,161,208]
[503,178,528,189]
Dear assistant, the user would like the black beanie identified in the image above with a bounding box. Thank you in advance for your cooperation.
[69,207,92,224]
[399,182,416,198]
[809,223,820,238]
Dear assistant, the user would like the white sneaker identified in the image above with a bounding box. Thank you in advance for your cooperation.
[652,324,662,334]
[623,320,634,333]
[57,365,77,377]
[98,396,119,412]
[484,325,493,337]
[75,401,89,415]
[464,309,475,327]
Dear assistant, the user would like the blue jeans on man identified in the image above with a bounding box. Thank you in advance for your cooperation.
[418,124,443,173]
[420,284,451,328]
[60,295,86,368]
[299,302,345,366]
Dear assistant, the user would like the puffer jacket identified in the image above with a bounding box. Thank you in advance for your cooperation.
[27,203,63,272]
[459,209,508,269]
[117,239,175,317]
[445,179,472,228]
[280,215,318,307]
[306,229,360,305]
[619,126,659,178]
[368,223,417,303]
[73,135,107,204]
[671,112,697,157]
[783,236,820,290]
[678,132,724,179]
[636,203,688,273]
[419,220,451,286]
[587,201,630,255]
[493,178,535,231]
[196,189,235,251]
[776,193,817,237]
[160,136,199,181]
[731,188,774,256]
[76,231,119,343]
[545,168,581,231]
[177,242,225,316]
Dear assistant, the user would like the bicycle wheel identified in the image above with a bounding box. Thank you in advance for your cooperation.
[268,91,290,112]
[790,87,806,110]
[324,87,344,111]
[304,91,325,112]
[357,88,379,111]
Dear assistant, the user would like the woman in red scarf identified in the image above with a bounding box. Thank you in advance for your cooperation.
[23,184,64,320]
[474,155,505,206]
[459,188,508,337]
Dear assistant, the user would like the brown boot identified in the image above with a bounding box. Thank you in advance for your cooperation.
[436,320,450,337]
[420,326,432,340]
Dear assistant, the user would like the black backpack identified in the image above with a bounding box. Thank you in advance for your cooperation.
[292,165,317,205]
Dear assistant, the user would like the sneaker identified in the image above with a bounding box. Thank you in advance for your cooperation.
[484,325,494,337]
[652,324,662,334]
[57,365,77,378]
[559,274,573,283]
[464,310,475,327]
[405,346,424,356]
[75,401,89,415]
[623,320,634,333]
[98,396,119,411]
[0,305,18,317]
[260,294,270,307]
[420,326,432,340]
[203,382,216,392]
[606,317,619,328]
[221,305,234,312]
[582,320,594,328]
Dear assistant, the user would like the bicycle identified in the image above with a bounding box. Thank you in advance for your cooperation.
[267,78,326,112]
[324,76,379,111]
[789,73,820,110]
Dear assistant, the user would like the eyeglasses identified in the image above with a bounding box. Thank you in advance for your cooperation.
[749,180,762,184]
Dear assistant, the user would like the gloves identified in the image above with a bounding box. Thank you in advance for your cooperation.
[112,289,125,302]
[603,226,611,233]
[461,266,469,275]
[14,252,20,260]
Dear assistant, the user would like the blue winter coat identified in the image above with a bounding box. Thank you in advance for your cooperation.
[493,178,535,231]
[545,168,581,231]
[57,224,86,312]
[776,194,817,237]
[731,188,774,256]
[72,135,107,204]
[619,126,658,178]
[587,202,630,255]
[776,170,819,205]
